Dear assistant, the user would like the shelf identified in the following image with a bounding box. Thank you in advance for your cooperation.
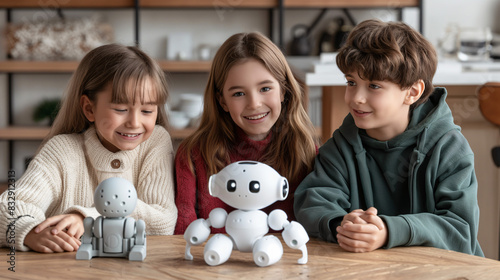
[157,60,211,72]
[0,0,419,9]
[0,126,195,140]
[0,126,49,140]
[0,60,211,73]
[0,60,80,73]
[169,127,197,139]
[284,0,419,8]
[0,0,136,8]
[0,182,7,194]
[0,0,275,8]
[140,0,276,8]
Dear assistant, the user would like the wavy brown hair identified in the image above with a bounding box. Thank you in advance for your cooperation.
[336,19,437,108]
[42,43,169,147]
[180,32,318,181]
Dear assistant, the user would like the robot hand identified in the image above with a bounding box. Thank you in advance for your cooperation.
[76,217,95,260]
[184,208,228,260]
[282,221,309,264]
[269,209,309,264]
[81,217,94,244]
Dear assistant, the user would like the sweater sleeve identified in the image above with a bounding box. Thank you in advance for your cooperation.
[132,129,177,235]
[382,134,483,256]
[173,144,199,234]
[0,139,65,251]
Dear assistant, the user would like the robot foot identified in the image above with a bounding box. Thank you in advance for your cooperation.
[253,235,283,267]
[129,245,146,261]
[76,244,94,260]
[204,234,233,266]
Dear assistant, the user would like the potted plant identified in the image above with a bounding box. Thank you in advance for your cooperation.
[33,98,61,126]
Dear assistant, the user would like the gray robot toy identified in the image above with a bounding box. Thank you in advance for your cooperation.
[76,177,146,261]
[184,161,309,267]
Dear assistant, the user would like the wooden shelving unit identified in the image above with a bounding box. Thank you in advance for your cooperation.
[0,59,205,147]
[0,0,275,9]
[0,0,136,8]
[0,60,211,73]
[140,0,276,8]
[0,0,419,8]
[1,0,420,168]
[0,182,7,194]
[157,60,212,72]
[284,0,418,8]
[0,60,80,73]
[0,126,49,140]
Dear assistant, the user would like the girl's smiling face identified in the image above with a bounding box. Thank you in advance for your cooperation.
[81,80,158,152]
[219,58,284,141]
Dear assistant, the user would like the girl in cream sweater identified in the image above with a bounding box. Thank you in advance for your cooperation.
[0,44,177,253]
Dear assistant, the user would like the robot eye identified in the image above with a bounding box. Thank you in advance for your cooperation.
[227,180,237,192]
[282,180,288,198]
[249,181,260,193]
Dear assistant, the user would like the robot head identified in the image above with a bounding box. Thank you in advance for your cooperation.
[94,177,138,218]
[208,161,289,211]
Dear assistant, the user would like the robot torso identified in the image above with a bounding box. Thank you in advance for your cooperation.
[225,210,268,252]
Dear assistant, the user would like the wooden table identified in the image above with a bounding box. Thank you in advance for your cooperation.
[1,234,500,279]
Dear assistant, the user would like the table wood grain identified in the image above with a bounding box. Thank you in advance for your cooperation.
[1,234,499,279]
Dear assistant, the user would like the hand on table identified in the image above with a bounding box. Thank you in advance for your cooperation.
[336,207,387,253]
[24,214,84,253]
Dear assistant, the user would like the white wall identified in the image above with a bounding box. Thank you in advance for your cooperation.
[423,0,500,48]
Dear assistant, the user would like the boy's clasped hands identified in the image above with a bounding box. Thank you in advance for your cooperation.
[24,214,84,253]
[336,207,387,253]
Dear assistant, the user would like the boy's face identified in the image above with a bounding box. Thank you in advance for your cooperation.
[344,72,415,141]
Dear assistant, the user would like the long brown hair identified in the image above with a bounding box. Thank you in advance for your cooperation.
[180,32,318,182]
[42,43,169,147]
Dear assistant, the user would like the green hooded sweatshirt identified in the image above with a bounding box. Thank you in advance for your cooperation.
[294,88,484,256]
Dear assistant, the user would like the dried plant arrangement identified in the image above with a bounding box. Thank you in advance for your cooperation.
[6,15,114,60]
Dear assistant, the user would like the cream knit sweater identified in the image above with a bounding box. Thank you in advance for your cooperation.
[0,125,177,251]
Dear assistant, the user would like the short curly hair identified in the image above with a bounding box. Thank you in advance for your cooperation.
[336,19,437,108]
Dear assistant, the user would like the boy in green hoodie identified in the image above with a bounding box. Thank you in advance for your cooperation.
[294,19,484,256]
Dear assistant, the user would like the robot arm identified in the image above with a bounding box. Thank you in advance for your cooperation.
[93,216,103,238]
[184,208,228,260]
[135,219,146,246]
[124,217,135,239]
[76,217,96,260]
[124,218,146,245]
[81,217,95,244]
[269,210,309,264]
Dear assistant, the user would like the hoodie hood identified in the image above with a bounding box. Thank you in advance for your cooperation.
[339,87,459,155]
[336,87,461,214]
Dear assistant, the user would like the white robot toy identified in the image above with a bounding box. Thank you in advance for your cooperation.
[76,177,146,261]
[184,161,309,267]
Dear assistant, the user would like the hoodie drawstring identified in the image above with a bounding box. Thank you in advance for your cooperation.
[408,126,428,212]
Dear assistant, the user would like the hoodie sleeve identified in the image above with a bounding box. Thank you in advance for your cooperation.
[381,131,484,256]
[294,135,353,242]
